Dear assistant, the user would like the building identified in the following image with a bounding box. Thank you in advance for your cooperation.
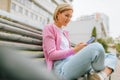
[0,0,73,29]
[65,13,110,44]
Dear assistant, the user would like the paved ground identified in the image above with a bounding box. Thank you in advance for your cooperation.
[110,58,120,80]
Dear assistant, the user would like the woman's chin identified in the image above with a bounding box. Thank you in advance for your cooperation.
[63,23,68,26]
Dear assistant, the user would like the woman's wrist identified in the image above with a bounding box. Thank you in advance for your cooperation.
[73,48,78,53]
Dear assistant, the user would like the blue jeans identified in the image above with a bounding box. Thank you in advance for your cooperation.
[53,42,118,80]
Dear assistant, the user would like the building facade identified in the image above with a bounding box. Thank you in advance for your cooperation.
[0,0,73,29]
[65,13,110,44]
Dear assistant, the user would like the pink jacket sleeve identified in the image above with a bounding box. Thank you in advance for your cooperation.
[43,25,75,60]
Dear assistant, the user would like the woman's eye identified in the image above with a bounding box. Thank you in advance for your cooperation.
[65,15,72,18]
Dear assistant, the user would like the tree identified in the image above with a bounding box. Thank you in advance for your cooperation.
[91,26,97,41]
[91,27,97,37]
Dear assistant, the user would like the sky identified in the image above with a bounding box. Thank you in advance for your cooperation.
[71,0,120,39]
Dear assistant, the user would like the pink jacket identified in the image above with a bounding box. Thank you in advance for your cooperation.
[42,24,75,70]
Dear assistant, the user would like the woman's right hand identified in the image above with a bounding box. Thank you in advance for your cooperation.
[73,42,87,53]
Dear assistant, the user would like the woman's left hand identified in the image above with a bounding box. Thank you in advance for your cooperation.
[73,42,87,53]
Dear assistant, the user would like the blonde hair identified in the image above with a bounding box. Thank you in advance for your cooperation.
[53,3,73,22]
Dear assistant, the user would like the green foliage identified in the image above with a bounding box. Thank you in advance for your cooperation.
[97,38,109,53]
[91,27,97,39]
[115,43,120,53]
[106,37,114,44]
[90,27,110,53]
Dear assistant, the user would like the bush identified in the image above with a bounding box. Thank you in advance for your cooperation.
[115,43,120,54]
[97,38,109,53]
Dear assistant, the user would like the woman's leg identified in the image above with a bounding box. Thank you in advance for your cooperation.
[104,53,118,75]
[87,53,118,80]
[59,42,105,80]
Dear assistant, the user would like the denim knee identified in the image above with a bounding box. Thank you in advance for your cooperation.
[91,42,105,54]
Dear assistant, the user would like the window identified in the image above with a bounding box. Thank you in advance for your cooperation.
[18,6,23,14]
[25,10,28,16]
[42,18,46,25]
[39,17,42,22]
[20,0,24,4]
[16,0,21,2]
[30,12,34,19]
[34,15,38,20]
[11,3,16,11]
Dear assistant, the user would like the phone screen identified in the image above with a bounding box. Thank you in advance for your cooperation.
[86,37,95,44]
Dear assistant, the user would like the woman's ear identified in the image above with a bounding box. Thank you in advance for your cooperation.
[56,12,60,21]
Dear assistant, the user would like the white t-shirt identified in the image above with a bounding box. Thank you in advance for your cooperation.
[55,26,69,50]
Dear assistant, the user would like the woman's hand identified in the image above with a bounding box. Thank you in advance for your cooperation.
[73,42,87,53]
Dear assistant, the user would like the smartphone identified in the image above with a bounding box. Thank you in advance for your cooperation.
[86,37,95,44]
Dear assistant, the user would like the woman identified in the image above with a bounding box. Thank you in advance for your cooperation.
[42,3,117,80]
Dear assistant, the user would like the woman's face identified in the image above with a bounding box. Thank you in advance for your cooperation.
[57,10,73,26]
